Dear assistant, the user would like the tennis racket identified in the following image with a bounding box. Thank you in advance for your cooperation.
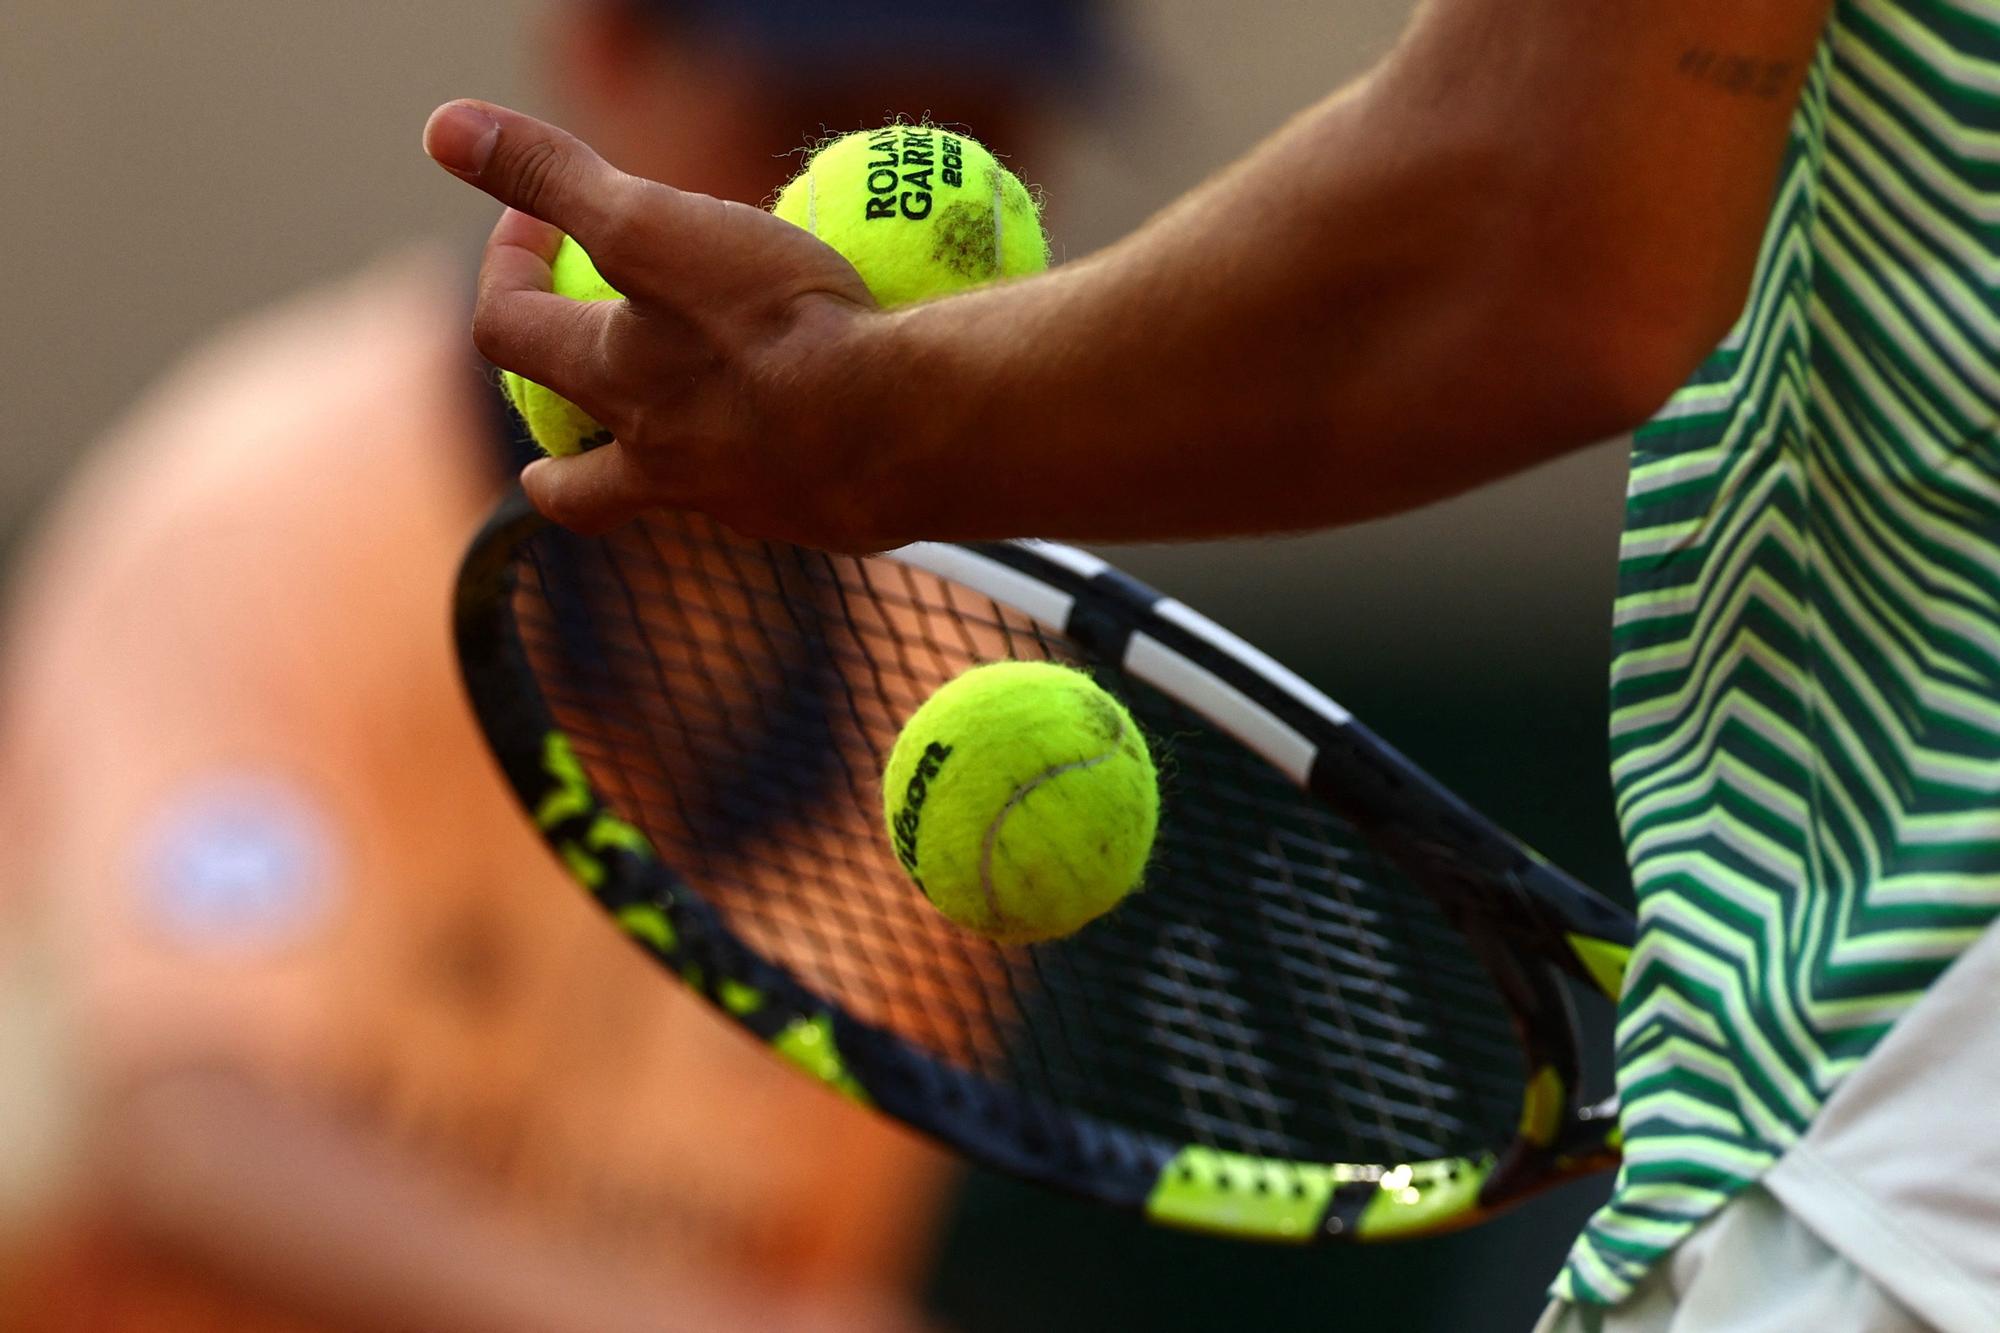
[453,489,1633,1243]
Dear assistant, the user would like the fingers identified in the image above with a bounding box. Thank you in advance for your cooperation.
[428,100,884,543]
[520,448,656,535]
[472,209,620,401]
[423,100,637,251]
[429,105,843,301]
[486,206,564,276]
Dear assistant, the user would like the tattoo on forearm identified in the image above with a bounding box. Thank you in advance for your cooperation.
[1678,48,1797,99]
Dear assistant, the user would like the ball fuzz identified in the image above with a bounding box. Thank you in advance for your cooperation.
[774,124,1048,309]
[498,238,620,457]
[883,662,1159,945]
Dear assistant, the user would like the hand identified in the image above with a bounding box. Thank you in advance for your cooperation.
[425,101,886,544]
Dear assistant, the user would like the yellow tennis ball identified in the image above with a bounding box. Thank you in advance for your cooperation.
[498,237,620,456]
[501,125,1045,453]
[883,662,1158,945]
[774,124,1049,308]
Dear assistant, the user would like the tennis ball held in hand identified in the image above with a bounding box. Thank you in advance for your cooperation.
[883,663,1159,945]
[774,123,1049,307]
[500,123,1046,456]
[498,239,620,457]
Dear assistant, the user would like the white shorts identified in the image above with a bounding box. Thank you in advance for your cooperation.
[1534,1185,1926,1333]
[1540,917,2000,1333]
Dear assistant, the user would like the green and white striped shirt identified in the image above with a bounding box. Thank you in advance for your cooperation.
[1556,0,2000,1305]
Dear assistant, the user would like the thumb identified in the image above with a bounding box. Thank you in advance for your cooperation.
[424,100,636,249]
[520,446,657,535]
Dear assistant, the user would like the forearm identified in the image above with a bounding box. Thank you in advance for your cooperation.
[87,1072,923,1333]
[858,2,1828,543]
[433,1,1830,543]
[862,83,1506,543]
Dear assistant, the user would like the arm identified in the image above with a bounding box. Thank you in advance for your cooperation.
[428,0,1831,547]
[66,1070,928,1333]
[0,279,953,1328]
[0,521,947,1333]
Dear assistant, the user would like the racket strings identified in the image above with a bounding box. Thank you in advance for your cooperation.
[514,514,1525,1168]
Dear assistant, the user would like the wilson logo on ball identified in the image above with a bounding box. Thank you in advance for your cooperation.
[891,741,954,877]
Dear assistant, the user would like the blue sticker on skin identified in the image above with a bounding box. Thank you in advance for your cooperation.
[141,776,338,952]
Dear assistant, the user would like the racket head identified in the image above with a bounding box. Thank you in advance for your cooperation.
[453,492,1631,1242]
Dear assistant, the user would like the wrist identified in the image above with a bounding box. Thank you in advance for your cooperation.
[766,267,1064,549]
[813,298,997,550]
[733,298,905,552]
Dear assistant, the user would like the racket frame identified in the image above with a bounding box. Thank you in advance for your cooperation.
[454,492,1631,1243]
